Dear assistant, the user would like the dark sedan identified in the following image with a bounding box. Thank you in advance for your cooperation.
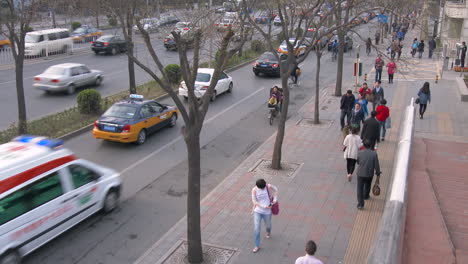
[91,35,128,55]
[253,52,282,77]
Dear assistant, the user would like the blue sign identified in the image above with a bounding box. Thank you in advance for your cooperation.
[377,14,388,23]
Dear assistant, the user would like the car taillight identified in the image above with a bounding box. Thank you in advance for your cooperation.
[277,48,282,52]
[94,120,99,128]
[51,79,60,83]
[200,86,209,90]
[104,42,109,46]
[164,38,170,42]
[34,77,40,81]
[183,27,189,30]
[91,41,94,44]
[214,23,219,26]
[122,124,131,133]
[272,64,278,68]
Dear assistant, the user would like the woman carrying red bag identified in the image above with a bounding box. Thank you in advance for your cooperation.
[251,179,278,253]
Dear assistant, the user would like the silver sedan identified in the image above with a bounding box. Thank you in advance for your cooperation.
[33,63,103,95]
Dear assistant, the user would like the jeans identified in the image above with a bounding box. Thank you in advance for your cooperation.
[418,51,423,58]
[357,176,373,207]
[379,120,387,139]
[419,104,427,117]
[340,109,352,129]
[254,212,272,247]
[346,158,357,174]
[375,69,382,82]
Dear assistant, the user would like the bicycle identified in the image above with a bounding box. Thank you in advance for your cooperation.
[268,102,281,125]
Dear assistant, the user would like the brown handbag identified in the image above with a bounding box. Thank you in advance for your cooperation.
[372,176,381,196]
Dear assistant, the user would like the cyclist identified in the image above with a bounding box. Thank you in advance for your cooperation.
[269,86,283,113]
[332,40,338,60]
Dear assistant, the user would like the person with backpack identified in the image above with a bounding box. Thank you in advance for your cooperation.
[411,38,419,58]
[418,40,425,58]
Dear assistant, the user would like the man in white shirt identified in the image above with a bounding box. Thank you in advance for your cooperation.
[295,240,324,264]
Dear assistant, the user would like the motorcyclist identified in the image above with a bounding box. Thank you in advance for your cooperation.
[269,86,283,113]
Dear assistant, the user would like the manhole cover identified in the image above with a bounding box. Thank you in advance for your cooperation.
[297,118,333,128]
[250,159,302,182]
[159,241,236,264]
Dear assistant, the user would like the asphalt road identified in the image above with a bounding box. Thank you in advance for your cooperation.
[20,18,383,263]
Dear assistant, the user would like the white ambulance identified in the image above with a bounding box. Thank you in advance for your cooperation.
[0,136,122,264]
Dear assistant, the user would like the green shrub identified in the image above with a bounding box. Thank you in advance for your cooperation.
[251,40,265,53]
[71,21,82,31]
[164,64,182,84]
[107,15,117,27]
[77,89,101,115]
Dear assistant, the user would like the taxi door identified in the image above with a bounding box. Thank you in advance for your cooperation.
[137,103,160,133]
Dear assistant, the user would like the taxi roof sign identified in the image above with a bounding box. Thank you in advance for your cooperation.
[129,94,144,100]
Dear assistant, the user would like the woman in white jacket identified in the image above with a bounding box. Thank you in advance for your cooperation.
[343,127,363,182]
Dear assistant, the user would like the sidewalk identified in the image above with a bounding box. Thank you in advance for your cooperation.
[134,50,416,264]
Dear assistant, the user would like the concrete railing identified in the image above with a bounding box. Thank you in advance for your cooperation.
[367,97,416,264]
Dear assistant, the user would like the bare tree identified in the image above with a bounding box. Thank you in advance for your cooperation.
[0,0,40,134]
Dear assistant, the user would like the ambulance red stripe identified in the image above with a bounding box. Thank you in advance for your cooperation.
[0,155,76,194]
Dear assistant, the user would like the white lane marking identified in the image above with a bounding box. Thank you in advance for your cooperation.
[120,85,266,175]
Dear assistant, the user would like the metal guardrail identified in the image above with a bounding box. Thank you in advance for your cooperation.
[367,97,416,264]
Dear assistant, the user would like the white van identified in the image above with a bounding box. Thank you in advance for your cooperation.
[24,28,73,56]
[0,136,122,264]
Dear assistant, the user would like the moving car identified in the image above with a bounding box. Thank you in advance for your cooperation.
[327,35,353,52]
[71,26,103,43]
[215,18,236,31]
[134,18,160,33]
[93,94,178,145]
[305,28,329,49]
[0,136,121,264]
[33,63,103,95]
[254,12,272,24]
[179,68,233,101]
[273,16,282,26]
[277,38,307,56]
[174,22,193,33]
[91,34,128,55]
[159,15,179,26]
[253,52,281,77]
[24,28,72,56]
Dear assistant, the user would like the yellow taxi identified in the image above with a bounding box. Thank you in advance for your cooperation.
[0,34,11,49]
[71,26,103,43]
[93,94,179,145]
[277,38,307,57]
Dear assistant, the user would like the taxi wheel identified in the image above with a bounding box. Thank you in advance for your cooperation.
[103,190,119,213]
[136,129,147,145]
[0,250,21,264]
[169,114,177,127]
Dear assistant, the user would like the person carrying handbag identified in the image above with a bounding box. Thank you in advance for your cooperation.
[343,127,363,182]
[251,179,278,253]
[417,82,431,119]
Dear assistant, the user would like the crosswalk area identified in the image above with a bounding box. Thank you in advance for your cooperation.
[390,58,440,82]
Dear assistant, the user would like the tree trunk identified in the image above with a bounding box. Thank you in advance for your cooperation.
[52,10,57,28]
[271,73,289,170]
[334,29,344,96]
[15,53,27,134]
[127,22,136,93]
[314,51,321,124]
[185,129,203,263]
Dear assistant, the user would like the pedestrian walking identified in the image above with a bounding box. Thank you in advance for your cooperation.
[359,82,371,98]
[295,240,324,264]
[376,99,390,141]
[386,59,397,84]
[374,55,385,82]
[343,127,363,182]
[460,42,467,68]
[417,82,431,119]
[340,90,356,130]
[397,41,403,60]
[375,31,380,45]
[390,40,399,59]
[428,38,436,59]
[366,37,372,55]
[361,111,380,150]
[417,40,425,59]
[355,94,369,119]
[371,80,384,111]
[251,178,278,253]
[350,103,365,131]
[356,139,381,210]
[411,38,418,58]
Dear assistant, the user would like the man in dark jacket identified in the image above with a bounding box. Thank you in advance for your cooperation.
[371,81,384,111]
[356,139,381,209]
[461,42,467,68]
[361,111,380,150]
[428,38,436,59]
[340,90,356,130]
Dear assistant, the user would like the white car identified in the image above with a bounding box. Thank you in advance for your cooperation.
[273,16,282,26]
[178,68,233,101]
[33,63,103,95]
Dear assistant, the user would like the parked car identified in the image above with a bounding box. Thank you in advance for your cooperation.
[215,7,226,14]
[252,52,282,77]
[174,21,193,32]
[91,35,128,55]
[93,94,178,145]
[327,35,353,52]
[215,18,236,31]
[277,38,307,56]
[159,15,179,26]
[134,18,160,33]
[33,63,103,95]
[71,26,103,43]
[254,12,272,24]
[273,16,282,26]
[179,68,233,101]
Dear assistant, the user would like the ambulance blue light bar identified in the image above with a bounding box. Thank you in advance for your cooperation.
[13,135,64,149]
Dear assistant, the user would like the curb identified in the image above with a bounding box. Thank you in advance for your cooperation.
[58,57,258,142]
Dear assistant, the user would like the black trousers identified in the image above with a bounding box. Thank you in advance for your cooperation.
[340,110,352,129]
[346,158,357,174]
[462,56,466,68]
[357,176,374,206]
[388,74,394,83]
[375,69,382,82]
[419,103,427,116]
